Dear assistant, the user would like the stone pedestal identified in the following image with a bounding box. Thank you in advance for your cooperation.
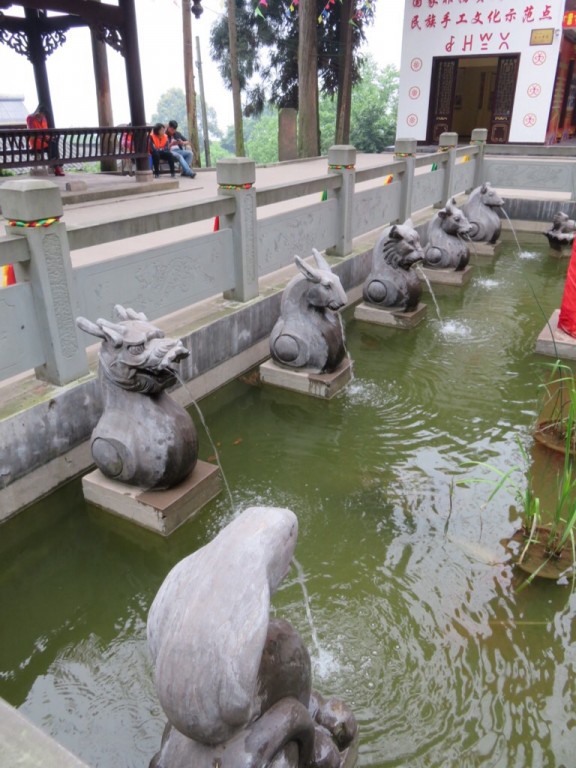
[471,241,500,257]
[548,245,573,259]
[419,264,473,286]
[82,460,222,535]
[354,301,427,329]
[535,309,576,360]
[260,356,352,399]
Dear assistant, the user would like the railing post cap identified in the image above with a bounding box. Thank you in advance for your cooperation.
[438,132,459,149]
[471,128,488,143]
[216,158,256,186]
[0,178,63,221]
[394,138,418,156]
[327,145,356,166]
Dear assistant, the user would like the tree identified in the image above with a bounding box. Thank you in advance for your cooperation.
[209,0,373,139]
[218,58,398,162]
[227,0,245,155]
[298,0,319,157]
[151,87,223,147]
[319,58,399,154]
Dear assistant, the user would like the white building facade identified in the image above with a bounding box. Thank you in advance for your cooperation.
[397,0,567,143]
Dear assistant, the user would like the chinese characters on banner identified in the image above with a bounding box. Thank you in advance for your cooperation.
[409,1,554,55]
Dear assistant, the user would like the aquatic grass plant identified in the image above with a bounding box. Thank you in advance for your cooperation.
[459,396,576,585]
[534,360,576,454]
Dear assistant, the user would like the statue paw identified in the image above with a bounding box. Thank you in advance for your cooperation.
[92,437,125,479]
[273,334,301,365]
[365,280,388,304]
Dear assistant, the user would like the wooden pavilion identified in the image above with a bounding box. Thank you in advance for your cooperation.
[0,0,152,173]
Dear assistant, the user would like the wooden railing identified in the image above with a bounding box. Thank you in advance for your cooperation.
[0,125,152,170]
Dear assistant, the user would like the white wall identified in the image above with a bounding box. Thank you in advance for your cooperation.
[397,0,565,142]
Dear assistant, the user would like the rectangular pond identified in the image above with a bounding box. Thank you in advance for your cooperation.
[0,241,575,767]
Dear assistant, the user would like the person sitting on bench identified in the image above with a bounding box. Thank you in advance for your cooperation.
[166,120,196,178]
[148,123,176,178]
[26,104,64,177]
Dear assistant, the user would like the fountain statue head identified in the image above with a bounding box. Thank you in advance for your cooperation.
[147,506,357,768]
[270,248,348,374]
[461,182,504,244]
[544,211,576,251]
[363,219,424,312]
[76,305,197,489]
[424,198,471,271]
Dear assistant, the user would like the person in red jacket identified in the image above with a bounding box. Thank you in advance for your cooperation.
[26,104,64,177]
[148,123,176,178]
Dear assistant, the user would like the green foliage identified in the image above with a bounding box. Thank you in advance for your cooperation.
[207,142,234,165]
[209,0,373,116]
[151,87,223,144]
[245,110,279,164]
[320,57,398,152]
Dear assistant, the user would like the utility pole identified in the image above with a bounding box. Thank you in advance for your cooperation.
[195,36,211,167]
[227,0,245,157]
[182,0,201,167]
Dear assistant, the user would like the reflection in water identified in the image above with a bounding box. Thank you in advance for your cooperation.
[0,243,574,767]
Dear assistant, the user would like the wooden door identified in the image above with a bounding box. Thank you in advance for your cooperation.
[489,55,520,143]
[427,58,458,143]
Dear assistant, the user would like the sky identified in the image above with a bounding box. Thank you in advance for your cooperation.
[0,0,405,133]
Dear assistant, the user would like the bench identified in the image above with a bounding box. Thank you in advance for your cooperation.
[0,125,152,172]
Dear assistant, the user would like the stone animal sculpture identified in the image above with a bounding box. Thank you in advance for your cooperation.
[363,219,424,312]
[423,198,472,271]
[147,506,357,768]
[461,182,504,244]
[76,305,197,489]
[270,248,348,374]
[544,211,576,250]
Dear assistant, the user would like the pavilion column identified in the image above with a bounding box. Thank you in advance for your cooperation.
[121,0,151,179]
[91,0,116,172]
[24,8,53,124]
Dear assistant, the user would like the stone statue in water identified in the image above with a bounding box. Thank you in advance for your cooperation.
[147,506,358,768]
[423,198,471,271]
[270,249,348,374]
[362,220,424,312]
[544,211,576,251]
[461,182,504,244]
[76,305,197,489]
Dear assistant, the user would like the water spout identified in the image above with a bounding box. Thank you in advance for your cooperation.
[174,372,236,514]
[416,265,442,321]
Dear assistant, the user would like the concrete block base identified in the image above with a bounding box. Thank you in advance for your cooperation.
[260,356,353,399]
[470,241,500,258]
[535,309,576,359]
[419,264,473,286]
[548,245,573,259]
[354,301,427,329]
[82,459,222,536]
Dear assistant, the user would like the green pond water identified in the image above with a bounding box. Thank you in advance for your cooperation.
[1,242,575,768]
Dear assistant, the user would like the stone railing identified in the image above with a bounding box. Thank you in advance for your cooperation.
[2,127,576,388]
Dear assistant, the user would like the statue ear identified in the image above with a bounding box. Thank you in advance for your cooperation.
[438,209,448,220]
[115,304,147,322]
[96,318,126,347]
[404,218,414,228]
[76,316,108,340]
[480,183,488,193]
[311,247,331,272]
[389,225,401,240]
[294,254,321,283]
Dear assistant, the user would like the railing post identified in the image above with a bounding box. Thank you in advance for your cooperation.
[326,145,356,257]
[0,179,89,385]
[471,127,488,189]
[394,138,417,223]
[217,158,259,302]
[437,131,459,207]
